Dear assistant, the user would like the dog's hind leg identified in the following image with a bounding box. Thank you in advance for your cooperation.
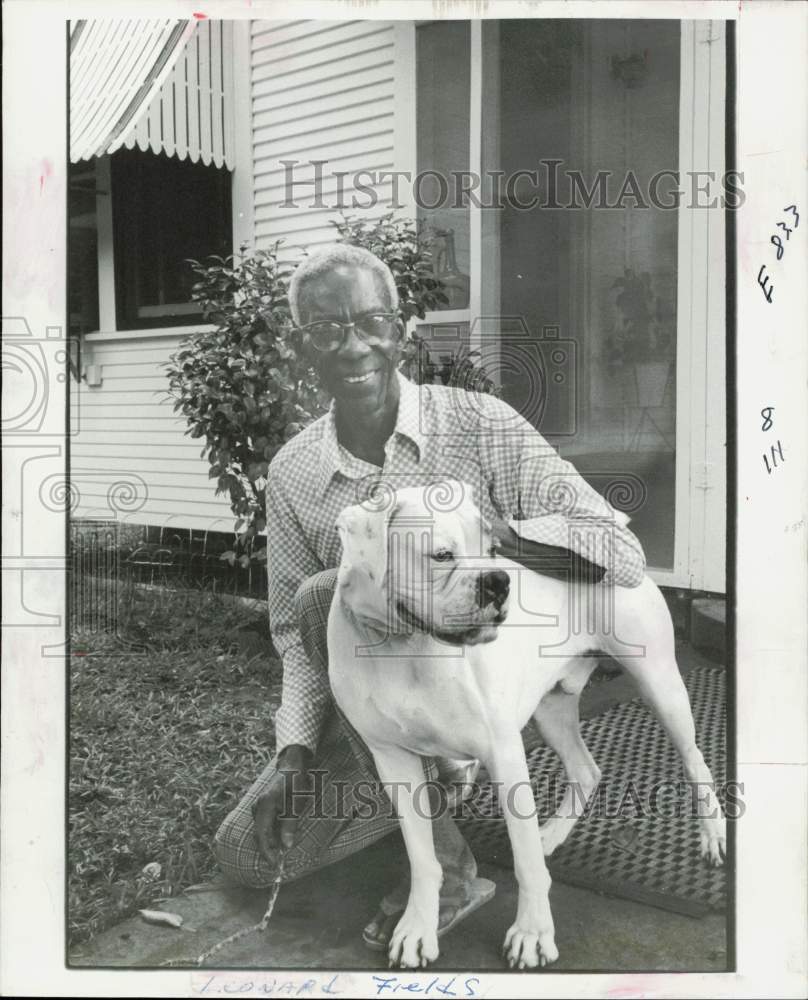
[368,741,444,969]
[533,684,601,857]
[610,639,726,866]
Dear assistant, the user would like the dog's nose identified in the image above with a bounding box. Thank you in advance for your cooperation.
[478,569,510,608]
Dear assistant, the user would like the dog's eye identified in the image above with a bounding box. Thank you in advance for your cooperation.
[432,549,453,563]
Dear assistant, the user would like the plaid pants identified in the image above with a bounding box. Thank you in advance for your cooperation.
[214,570,475,889]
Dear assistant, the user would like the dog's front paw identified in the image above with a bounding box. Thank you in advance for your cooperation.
[699,815,726,867]
[502,923,558,970]
[388,908,439,969]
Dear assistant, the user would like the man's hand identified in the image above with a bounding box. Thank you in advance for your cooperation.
[252,744,314,863]
[490,517,520,560]
[490,516,606,584]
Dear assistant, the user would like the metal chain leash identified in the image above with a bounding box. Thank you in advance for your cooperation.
[160,852,286,968]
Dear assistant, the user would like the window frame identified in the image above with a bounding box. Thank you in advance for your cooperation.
[109,148,232,332]
[91,155,222,341]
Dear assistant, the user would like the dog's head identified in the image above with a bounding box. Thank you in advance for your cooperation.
[335,480,509,645]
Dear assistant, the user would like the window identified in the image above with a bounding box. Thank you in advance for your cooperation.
[416,21,471,311]
[487,19,681,569]
[110,149,232,330]
[68,161,100,338]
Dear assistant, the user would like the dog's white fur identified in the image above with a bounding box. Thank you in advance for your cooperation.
[328,481,726,969]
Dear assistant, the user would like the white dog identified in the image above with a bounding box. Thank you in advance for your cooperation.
[328,481,726,970]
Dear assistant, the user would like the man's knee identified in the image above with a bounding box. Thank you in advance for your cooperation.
[214,807,276,889]
[293,569,338,623]
[294,569,338,667]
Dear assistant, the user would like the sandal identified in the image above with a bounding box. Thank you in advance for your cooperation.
[437,759,481,810]
[362,876,496,951]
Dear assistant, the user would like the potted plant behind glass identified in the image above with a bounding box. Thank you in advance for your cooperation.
[606,268,674,408]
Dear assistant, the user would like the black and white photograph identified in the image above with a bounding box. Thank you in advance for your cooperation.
[2,1,806,997]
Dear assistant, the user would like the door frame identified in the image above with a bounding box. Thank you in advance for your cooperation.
[670,18,727,593]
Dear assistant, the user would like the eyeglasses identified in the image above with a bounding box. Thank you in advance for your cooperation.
[297,312,401,354]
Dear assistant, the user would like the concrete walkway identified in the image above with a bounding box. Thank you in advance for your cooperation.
[70,828,726,972]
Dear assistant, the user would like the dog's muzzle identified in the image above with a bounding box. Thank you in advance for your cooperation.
[477,569,510,610]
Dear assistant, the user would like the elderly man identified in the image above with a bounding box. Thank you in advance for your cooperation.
[215,244,646,950]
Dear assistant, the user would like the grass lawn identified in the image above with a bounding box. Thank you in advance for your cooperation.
[69,581,282,947]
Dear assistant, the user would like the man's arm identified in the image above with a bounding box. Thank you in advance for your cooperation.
[250,466,326,860]
[266,466,332,755]
[481,398,646,587]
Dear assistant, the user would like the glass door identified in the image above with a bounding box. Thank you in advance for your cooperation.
[408,18,724,581]
[482,19,682,570]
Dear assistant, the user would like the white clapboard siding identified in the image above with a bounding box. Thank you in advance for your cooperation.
[252,69,394,121]
[84,374,176,391]
[70,441,211,460]
[71,333,233,528]
[250,19,397,260]
[252,19,357,52]
[252,23,392,84]
[254,94,395,146]
[253,62,394,117]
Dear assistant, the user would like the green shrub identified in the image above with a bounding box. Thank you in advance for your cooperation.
[165,243,322,563]
[328,212,448,321]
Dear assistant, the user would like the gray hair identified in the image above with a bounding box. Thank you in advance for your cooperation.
[288,244,399,325]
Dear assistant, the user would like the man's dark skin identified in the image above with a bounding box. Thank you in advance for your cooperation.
[254,261,605,865]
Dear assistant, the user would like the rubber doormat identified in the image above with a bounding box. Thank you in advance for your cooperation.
[456,666,727,916]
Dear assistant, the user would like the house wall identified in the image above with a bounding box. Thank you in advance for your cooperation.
[70,17,726,594]
[70,18,244,529]
[250,18,399,258]
[71,331,235,531]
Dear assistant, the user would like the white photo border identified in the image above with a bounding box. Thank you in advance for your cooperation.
[2,1,806,997]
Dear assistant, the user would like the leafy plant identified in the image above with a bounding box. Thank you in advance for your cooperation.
[329,212,449,321]
[166,215,498,567]
[165,243,325,567]
[400,339,500,396]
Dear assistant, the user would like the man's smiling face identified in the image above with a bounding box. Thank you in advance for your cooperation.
[298,263,403,415]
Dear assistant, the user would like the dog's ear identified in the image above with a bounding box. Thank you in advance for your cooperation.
[336,501,399,589]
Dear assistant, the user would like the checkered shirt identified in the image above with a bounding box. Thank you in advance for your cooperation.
[267,372,646,755]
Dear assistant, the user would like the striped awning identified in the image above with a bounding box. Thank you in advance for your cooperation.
[70,18,235,170]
